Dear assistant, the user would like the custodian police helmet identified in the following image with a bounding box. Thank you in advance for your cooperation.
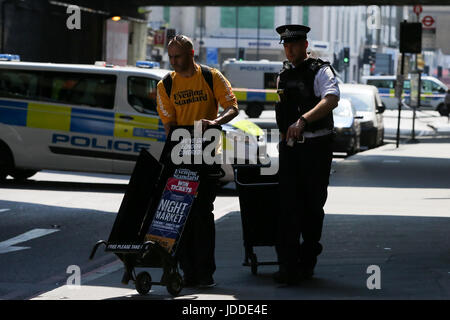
[276,24,310,43]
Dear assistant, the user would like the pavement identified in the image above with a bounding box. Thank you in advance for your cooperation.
[383,108,450,138]
[28,111,450,301]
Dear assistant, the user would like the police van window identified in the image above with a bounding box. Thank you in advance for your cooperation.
[0,70,39,100]
[41,72,116,109]
[127,76,158,113]
[367,79,395,89]
[403,80,411,89]
[430,80,445,93]
[422,80,432,92]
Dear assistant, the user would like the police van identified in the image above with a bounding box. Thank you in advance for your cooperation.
[0,56,267,183]
[361,75,449,115]
[221,59,282,118]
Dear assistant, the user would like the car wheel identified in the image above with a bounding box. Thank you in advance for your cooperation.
[0,169,7,182]
[437,104,449,117]
[369,131,378,149]
[379,129,385,146]
[245,103,263,118]
[346,137,357,156]
[0,142,13,182]
[10,169,37,181]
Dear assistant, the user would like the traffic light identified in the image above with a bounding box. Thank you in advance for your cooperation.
[417,54,425,71]
[437,66,443,78]
[165,28,176,46]
[238,48,245,61]
[363,48,375,64]
[343,47,350,67]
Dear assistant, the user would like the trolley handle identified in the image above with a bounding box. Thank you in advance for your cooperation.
[233,169,278,187]
[89,240,107,260]
[207,167,226,179]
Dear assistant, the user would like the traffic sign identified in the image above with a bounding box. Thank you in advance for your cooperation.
[422,15,435,27]
[413,5,422,16]
[153,30,165,46]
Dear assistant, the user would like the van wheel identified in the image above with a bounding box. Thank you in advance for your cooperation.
[0,142,13,182]
[10,169,37,181]
[0,170,7,182]
[437,104,449,117]
[245,103,263,118]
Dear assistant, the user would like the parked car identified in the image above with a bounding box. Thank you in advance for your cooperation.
[333,98,361,156]
[339,84,385,149]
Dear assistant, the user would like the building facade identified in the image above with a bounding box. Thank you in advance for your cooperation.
[0,0,148,65]
[148,5,449,83]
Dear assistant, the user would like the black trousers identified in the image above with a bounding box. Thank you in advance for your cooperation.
[276,136,333,274]
[176,176,217,280]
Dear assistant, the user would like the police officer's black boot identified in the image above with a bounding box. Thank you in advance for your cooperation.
[298,241,323,280]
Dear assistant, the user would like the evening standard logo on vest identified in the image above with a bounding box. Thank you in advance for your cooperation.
[174,89,208,106]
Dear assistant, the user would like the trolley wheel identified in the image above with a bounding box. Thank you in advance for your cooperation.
[135,272,152,295]
[166,272,183,297]
[250,253,258,275]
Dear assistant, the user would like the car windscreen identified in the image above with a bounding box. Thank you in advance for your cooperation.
[340,92,374,112]
[333,101,353,117]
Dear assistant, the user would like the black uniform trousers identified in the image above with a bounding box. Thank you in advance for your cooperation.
[176,176,217,281]
[276,135,333,275]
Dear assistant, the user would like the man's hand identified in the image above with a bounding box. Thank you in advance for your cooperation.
[201,119,218,131]
[201,106,238,131]
[286,118,306,143]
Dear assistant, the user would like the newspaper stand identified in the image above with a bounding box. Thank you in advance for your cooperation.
[90,125,222,296]
[234,166,280,275]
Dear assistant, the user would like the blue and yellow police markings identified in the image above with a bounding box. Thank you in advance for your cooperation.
[377,88,442,102]
[232,88,278,103]
[27,103,72,131]
[0,99,167,153]
[114,113,166,142]
[0,99,28,126]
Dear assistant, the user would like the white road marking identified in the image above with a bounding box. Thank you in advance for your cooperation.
[0,228,60,254]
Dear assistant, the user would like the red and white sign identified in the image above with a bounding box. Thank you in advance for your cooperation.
[153,30,165,46]
[422,15,435,28]
[413,5,422,16]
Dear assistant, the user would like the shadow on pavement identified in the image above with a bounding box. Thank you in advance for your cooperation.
[91,211,450,300]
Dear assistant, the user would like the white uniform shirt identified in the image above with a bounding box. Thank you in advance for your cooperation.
[314,66,340,99]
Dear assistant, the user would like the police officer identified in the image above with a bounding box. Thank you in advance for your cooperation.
[274,24,340,285]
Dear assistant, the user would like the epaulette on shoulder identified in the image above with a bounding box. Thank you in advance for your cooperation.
[282,60,293,70]
[309,58,331,74]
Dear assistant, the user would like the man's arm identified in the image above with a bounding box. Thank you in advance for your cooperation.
[163,121,177,136]
[302,94,339,124]
[202,105,238,130]
[286,94,339,142]
[201,69,239,130]
[156,80,177,136]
